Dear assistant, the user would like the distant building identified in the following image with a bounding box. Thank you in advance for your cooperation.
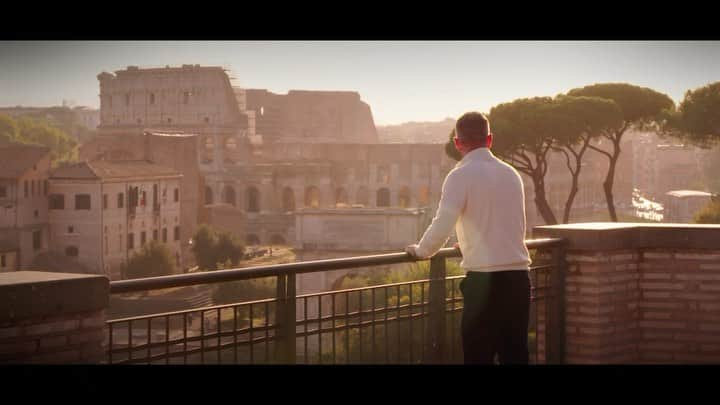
[663,190,715,223]
[48,160,183,280]
[73,106,100,130]
[0,144,52,271]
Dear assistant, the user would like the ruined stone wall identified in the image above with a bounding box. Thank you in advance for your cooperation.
[245,89,378,143]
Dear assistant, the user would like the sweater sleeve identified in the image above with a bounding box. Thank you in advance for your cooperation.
[414,171,465,258]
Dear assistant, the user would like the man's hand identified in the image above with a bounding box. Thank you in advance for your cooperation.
[405,244,420,258]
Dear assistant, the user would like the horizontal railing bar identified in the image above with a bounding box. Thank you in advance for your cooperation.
[110,329,277,356]
[110,238,565,293]
[107,298,278,324]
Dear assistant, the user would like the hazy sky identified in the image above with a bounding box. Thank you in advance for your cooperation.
[1,41,719,125]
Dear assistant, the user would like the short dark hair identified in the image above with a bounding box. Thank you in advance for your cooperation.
[455,112,490,141]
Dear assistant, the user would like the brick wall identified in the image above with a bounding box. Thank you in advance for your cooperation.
[0,271,108,364]
[0,310,106,363]
[535,223,720,364]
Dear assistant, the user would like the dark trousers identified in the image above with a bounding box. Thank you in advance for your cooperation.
[459,270,531,364]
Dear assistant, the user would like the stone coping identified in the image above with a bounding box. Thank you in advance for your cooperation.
[0,271,109,323]
[533,222,720,251]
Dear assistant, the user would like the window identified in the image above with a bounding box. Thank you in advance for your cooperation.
[49,194,65,209]
[75,194,91,210]
[24,180,28,198]
[68,226,74,234]
[153,229,158,241]
[34,210,38,218]
[118,192,124,208]
[162,228,167,243]
[174,188,179,202]
[1,254,5,267]
[33,230,41,250]
[376,188,390,207]
[125,93,130,106]
[167,118,172,124]
[141,231,146,246]
[103,194,108,209]
[152,184,159,211]
[65,246,79,257]
[142,191,147,206]
[149,93,155,105]
[183,92,190,104]
[246,187,259,212]
[31,180,35,196]
[174,226,180,241]
[0,185,6,198]
[205,186,214,204]
[44,180,48,196]
[204,117,210,123]
[127,233,134,250]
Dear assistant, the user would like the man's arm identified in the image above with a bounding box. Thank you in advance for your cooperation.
[407,171,465,259]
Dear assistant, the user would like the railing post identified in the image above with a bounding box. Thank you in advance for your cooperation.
[546,244,567,364]
[425,256,447,364]
[274,273,297,364]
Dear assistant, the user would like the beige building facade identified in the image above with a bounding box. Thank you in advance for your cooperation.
[49,160,183,280]
[0,145,51,271]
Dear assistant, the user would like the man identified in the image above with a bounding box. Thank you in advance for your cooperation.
[405,112,531,364]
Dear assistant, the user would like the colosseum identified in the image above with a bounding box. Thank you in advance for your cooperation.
[80,64,461,267]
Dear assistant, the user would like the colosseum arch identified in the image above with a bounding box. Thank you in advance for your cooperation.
[246,186,260,213]
[398,186,411,208]
[418,185,431,206]
[222,185,237,207]
[355,186,369,207]
[335,187,349,207]
[205,186,214,205]
[305,186,320,208]
[282,187,296,212]
[246,234,260,246]
[376,188,391,207]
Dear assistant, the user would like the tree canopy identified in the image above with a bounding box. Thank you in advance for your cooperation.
[443,95,623,224]
[191,224,245,271]
[664,81,720,147]
[694,199,720,224]
[122,241,175,279]
[566,83,674,221]
[0,113,78,165]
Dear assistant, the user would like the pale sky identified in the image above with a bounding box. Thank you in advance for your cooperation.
[1,41,719,125]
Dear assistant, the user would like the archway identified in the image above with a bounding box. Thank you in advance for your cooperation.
[282,187,296,212]
[246,186,260,213]
[418,185,431,206]
[305,186,320,208]
[335,187,349,207]
[222,185,236,207]
[356,186,369,206]
[398,186,411,208]
[376,188,390,207]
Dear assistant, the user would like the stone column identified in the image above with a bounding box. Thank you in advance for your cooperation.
[0,271,109,364]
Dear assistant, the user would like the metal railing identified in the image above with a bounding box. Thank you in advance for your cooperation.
[106,238,566,364]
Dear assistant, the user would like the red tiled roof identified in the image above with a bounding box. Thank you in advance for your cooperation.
[50,160,181,180]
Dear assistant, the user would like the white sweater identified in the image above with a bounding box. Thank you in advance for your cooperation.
[414,148,531,272]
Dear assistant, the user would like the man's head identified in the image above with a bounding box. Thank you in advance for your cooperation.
[453,112,493,157]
